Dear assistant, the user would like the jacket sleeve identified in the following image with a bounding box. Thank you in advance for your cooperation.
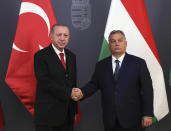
[139,59,154,117]
[34,53,72,102]
[81,63,100,100]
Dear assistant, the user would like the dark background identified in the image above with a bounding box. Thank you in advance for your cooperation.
[0,0,171,131]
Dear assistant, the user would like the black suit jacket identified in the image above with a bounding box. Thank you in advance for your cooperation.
[81,53,153,128]
[34,44,77,126]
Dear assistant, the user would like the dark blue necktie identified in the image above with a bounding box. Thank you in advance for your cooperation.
[114,60,120,80]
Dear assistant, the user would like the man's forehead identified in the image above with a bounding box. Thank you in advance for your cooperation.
[54,27,69,33]
[54,26,68,30]
[110,34,125,39]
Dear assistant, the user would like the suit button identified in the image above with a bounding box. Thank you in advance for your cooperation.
[65,74,68,77]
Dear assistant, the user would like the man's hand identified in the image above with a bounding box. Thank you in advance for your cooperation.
[142,117,152,128]
[71,88,83,101]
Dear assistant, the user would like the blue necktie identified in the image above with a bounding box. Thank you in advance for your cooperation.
[114,60,120,80]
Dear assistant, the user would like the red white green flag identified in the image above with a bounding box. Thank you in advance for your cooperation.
[99,0,169,122]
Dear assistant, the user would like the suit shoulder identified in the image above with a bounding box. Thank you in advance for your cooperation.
[127,53,145,63]
[96,56,111,65]
[34,45,51,58]
[65,48,76,58]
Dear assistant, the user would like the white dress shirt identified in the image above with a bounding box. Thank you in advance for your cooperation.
[112,53,125,74]
[52,44,66,62]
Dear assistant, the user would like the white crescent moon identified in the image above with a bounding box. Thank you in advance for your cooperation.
[13,42,28,52]
[13,2,51,52]
[20,2,50,35]
[39,45,44,50]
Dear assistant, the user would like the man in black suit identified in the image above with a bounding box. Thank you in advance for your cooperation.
[73,30,153,131]
[34,24,82,131]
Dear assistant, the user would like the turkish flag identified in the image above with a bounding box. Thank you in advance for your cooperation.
[0,103,4,131]
[74,102,81,126]
[5,0,81,125]
[5,0,57,116]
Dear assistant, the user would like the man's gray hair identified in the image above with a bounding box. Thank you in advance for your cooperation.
[108,30,126,40]
[51,24,70,34]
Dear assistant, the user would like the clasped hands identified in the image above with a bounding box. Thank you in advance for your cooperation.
[71,88,83,101]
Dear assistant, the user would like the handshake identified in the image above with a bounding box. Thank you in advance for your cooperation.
[71,88,83,101]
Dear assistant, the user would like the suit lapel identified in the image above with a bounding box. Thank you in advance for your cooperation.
[106,56,116,84]
[48,44,66,72]
[65,49,72,73]
[117,53,130,80]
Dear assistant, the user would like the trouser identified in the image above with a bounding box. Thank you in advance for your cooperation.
[105,118,145,131]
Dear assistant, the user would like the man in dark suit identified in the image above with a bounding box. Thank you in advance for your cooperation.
[73,30,153,131]
[34,24,82,131]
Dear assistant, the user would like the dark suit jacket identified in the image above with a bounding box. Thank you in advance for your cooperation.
[34,44,77,126]
[81,53,153,128]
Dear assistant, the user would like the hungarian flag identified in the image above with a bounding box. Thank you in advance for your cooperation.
[99,0,169,122]
[0,103,4,131]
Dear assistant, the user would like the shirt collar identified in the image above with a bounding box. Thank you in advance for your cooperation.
[112,53,125,63]
[52,43,65,56]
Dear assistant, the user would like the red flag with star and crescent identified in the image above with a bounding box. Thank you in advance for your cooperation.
[5,0,81,125]
[0,102,4,131]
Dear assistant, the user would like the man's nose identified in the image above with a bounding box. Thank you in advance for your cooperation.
[60,35,65,40]
[115,41,120,45]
